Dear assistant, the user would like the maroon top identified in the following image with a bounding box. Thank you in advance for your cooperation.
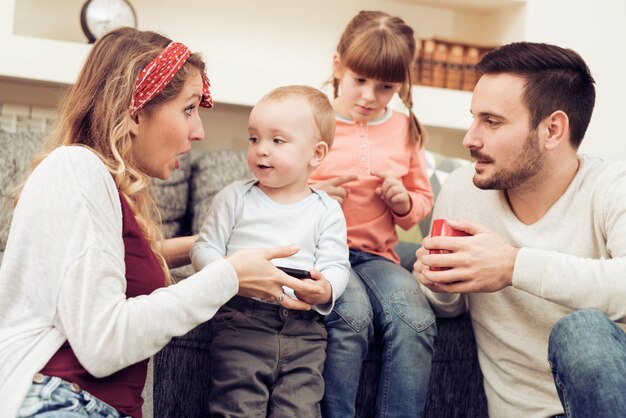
[41,193,166,417]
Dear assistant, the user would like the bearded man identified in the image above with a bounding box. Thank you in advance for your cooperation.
[414,42,626,418]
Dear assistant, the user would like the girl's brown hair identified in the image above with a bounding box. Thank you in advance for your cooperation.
[28,27,207,284]
[333,10,425,146]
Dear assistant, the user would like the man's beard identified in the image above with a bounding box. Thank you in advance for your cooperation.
[471,129,544,190]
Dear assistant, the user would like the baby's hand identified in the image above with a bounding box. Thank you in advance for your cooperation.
[293,270,332,306]
[371,170,411,216]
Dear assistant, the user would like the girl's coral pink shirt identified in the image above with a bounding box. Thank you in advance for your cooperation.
[310,109,433,263]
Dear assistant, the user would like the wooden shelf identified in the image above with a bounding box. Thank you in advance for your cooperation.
[396,0,526,12]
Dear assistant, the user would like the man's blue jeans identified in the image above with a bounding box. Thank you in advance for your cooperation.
[548,309,626,417]
[322,249,436,418]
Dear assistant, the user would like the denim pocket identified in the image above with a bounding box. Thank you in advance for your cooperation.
[330,299,373,333]
[389,288,436,333]
[329,274,374,333]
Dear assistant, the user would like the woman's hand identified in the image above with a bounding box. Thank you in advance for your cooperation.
[294,270,332,306]
[226,245,324,310]
[371,170,411,216]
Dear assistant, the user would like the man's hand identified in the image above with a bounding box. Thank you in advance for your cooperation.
[371,170,411,216]
[311,175,358,204]
[414,219,519,293]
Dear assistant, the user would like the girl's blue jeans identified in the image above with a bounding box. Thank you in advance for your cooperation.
[17,374,124,418]
[321,248,436,418]
[549,308,626,418]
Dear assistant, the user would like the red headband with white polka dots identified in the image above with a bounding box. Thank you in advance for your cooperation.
[129,41,213,115]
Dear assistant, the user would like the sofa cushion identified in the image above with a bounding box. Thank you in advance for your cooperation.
[0,131,45,254]
[153,153,192,238]
[189,149,251,234]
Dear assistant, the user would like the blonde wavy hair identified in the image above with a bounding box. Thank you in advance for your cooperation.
[333,10,425,147]
[26,27,207,285]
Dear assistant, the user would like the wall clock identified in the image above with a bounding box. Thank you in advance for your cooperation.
[80,0,137,44]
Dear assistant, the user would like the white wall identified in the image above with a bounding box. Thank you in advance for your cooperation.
[523,0,626,159]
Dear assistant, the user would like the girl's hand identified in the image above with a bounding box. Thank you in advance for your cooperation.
[371,170,411,216]
[226,246,324,310]
[311,175,358,204]
[294,269,333,306]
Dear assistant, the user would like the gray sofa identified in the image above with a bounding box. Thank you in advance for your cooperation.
[0,131,487,417]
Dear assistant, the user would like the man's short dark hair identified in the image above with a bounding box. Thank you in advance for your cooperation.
[477,42,595,148]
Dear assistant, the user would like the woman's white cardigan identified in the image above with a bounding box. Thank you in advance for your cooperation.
[0,146,238,417]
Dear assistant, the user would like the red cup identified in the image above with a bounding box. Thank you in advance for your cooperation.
[428,219,469,271]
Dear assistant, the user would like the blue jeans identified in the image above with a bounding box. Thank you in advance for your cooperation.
[322,249,436,418]
[548,309,626,417]
[17,374,125,417]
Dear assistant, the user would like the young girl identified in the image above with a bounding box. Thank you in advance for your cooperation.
[309,11,436,418]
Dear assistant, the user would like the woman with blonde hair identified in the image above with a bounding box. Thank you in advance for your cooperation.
[0,27,319,417]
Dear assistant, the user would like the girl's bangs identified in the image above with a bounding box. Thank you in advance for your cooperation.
[344,34,409,83]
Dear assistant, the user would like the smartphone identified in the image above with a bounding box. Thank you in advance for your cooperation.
[277,266,311,279]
